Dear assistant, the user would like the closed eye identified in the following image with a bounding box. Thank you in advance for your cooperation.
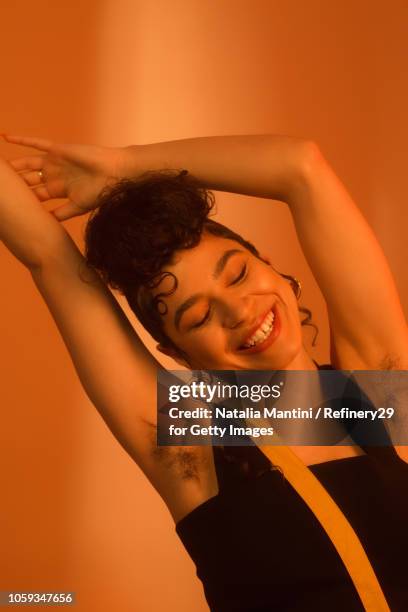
[231,264,247,285]
[190,264,247,329]
[191,309,211,329]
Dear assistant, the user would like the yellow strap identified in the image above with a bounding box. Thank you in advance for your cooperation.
[256,442,390,611]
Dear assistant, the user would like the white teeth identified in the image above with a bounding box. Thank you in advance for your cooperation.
[242,309,276,348]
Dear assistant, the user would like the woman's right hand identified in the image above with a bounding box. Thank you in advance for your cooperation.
[3,135,135,221]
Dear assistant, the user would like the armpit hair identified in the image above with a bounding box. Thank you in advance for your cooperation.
[144,420,202,481]
[379,353,402,370]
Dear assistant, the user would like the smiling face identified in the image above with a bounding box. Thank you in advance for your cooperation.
[153,232,317,371]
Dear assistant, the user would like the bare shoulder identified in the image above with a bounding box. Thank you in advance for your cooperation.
[330,345,408,466]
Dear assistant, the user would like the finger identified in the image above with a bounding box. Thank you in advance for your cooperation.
[3,134,52,152]
[32,185,52,202]
[21,170,47,187]
[51,202,84,222]
[9,155,46,172]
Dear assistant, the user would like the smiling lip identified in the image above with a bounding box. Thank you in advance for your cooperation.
[238,303,281,354]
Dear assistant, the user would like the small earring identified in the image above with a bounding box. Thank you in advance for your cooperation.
[292,277,302,300]
[279,272,302,300]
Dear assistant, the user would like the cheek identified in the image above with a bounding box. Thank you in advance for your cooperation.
[185,329,229,363]
[188,331,223,353]
[286,286,299,310]
[278,278,297,305]
[171,330,213,356]
[251,270,274,291]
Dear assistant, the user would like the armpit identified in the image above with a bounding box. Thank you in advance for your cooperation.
[143,419,204,481]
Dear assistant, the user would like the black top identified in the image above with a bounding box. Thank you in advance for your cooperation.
[175,368,408,611]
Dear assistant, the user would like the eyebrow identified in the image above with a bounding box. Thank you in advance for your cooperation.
[174,249,243,331]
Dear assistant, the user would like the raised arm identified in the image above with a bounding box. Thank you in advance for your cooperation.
[0,157,161,476]
[283,147,408,369]
[118,136,408,369]
[6,133,408,368]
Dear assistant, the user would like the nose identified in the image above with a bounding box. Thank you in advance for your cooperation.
[220,295,253,329]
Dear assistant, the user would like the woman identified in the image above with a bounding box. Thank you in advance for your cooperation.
[1,133,407,610]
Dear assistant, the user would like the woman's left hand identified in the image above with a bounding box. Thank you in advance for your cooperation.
[3,134,134,221]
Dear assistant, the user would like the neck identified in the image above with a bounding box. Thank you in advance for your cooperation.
[279,347,318,371]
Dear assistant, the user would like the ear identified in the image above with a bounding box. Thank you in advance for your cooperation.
[157,344,190,368]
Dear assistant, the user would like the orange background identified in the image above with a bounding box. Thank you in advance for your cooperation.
[1,1,407,610]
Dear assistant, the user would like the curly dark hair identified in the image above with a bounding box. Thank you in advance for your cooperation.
[84,169,319,480]
[84,169,318,358]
